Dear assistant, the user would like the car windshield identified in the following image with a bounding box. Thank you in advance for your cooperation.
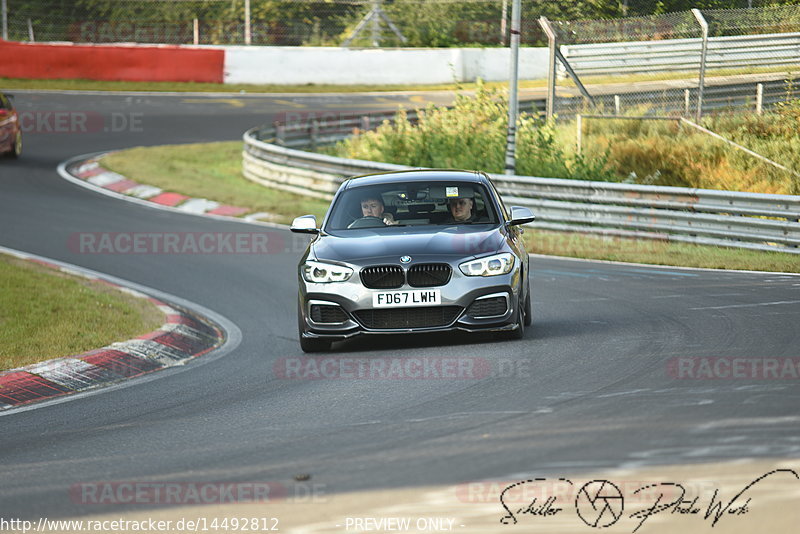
[324,181,500,232]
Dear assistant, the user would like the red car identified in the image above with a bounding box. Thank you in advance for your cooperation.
[0,91,22,158]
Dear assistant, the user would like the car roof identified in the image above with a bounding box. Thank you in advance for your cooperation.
[342,169,488,190]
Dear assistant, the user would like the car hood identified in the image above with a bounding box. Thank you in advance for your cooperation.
[313,226,505,264]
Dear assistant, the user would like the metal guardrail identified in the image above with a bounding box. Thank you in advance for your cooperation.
[243,110,800,255]
[562,32,800,77]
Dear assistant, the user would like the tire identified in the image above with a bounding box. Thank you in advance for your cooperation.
[524,280,532,327]
[11,132,22,158]
[7,132,22,159]
[502,294,525,341]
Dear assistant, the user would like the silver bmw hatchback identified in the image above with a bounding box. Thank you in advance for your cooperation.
[291,170,535,352]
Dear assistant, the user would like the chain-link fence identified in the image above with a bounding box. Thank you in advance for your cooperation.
[4,1,798,47]
[0,0,529,47]
[538,4,800,120]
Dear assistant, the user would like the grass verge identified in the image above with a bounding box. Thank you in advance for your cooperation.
[103,142,798,273]
[0,254,164,370]
[102,142,331,223]
[3,67,788,94]
[523,229,800,273]
[0,77,541,94]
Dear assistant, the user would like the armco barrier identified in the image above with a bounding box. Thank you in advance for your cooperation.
[0,41,224,83]
[562,32,800,77]
[243,114,800,255]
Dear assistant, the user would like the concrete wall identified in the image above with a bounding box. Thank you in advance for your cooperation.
[223,46,549,85]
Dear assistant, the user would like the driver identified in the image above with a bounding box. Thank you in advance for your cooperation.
[359,195,397,226]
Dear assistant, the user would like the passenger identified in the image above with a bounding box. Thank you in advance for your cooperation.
[446,196,476,223]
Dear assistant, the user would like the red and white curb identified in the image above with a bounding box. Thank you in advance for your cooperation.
[0,248,226,411]
[69,157,262,219]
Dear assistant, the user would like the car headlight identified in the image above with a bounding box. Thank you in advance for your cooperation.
[459,253,515,277]
[302,260,353,283]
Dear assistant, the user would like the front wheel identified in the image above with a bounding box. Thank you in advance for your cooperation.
[501,295,525,341]
[524,280,532,327]
[9,132,22,159]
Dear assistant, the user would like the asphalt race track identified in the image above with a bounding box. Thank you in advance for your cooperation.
[1,91,800,529]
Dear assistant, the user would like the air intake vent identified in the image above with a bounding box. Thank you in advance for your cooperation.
[467,296,508,318]
[310,304,349,324]
[353,306,462,329]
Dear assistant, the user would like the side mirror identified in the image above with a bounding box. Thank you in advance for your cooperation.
[509,206,535,226]
[290,214,320,234]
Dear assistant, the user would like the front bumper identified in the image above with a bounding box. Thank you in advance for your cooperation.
[298,266,522,340]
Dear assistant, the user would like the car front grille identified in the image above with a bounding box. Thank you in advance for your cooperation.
[407,263,452,287]
[360,265,404,289]
[353,306,462,329]
[310,304,349,324]
[467,296,508,318]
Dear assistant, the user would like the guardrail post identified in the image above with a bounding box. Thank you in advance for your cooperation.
[361,115,371,132]
[310,119,319,150]
[692,9,709,121]
[756,83,764,115]
[273,121,284,146]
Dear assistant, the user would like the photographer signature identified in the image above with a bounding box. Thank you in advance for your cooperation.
[498,469,798,532]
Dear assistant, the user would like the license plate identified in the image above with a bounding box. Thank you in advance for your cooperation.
[372,289,441,308]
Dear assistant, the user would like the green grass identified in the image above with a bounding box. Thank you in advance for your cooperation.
[102,142,330,223]
[0,254,164,370]
[523,229,800,273]
[103,141,798,274]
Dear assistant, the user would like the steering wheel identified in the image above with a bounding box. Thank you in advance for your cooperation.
[347,216,386,229]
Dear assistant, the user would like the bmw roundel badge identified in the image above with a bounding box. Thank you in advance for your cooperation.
[400,255,412,264]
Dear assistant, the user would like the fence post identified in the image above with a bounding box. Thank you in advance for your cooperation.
[691,8,709,121]
[244,0,251,45]
[539,16,557,121]
[756,83,764,115]
[504,0,522,175]
[27,18,34,42]
[614,95,620,115]
[193,18,199,45]
[500,0,508,46]
[361,115,371,131]
[684,89,691,117]
[1,0,8,41]
[576,114,583,155]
